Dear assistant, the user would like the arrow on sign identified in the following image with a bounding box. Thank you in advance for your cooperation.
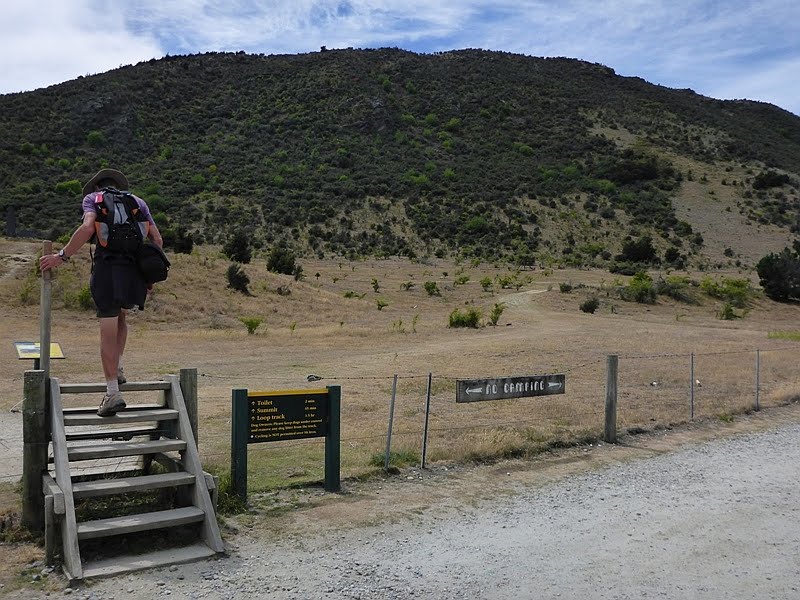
[548,381,563,389]
[466,387,484,395]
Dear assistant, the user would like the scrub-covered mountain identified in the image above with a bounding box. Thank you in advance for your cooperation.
[1,48,799,266]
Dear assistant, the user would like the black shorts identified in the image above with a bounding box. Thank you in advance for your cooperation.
[90,252,147,318]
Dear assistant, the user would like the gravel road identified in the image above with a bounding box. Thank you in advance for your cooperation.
[64,420,800,600]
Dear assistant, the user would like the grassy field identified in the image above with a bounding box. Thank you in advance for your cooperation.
[2,238,800,493]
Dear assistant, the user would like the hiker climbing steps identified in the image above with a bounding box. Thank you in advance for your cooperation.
[42,372,224,581]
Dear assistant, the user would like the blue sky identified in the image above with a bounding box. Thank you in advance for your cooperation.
[2,0,799,115]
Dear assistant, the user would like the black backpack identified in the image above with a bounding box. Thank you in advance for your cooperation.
[92,187,170,284]
[93,187,148,254]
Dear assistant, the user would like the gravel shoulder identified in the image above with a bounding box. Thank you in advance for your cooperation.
[6,405,800,600]
[11,403,800,599]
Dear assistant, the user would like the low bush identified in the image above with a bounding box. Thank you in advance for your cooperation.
[226,263,250,295]
[488,302,506,325]
[621,272,656,304]
[424,281,441,296]
[580,297,600,313]
[238,316,263,334]
[449,307,482,328]
[655,275,696,304]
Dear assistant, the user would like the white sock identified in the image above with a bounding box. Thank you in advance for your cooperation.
[107,379,119,395]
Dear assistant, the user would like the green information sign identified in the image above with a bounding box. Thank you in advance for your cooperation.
[248,391,329,443]
[230,386,341,501]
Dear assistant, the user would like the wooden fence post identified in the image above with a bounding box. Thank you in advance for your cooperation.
[604,355,618,443]
[180,368,199,446]
[22,369,47,531]
[39,241,52,380]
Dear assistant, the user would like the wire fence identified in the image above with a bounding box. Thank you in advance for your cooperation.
[7,346,796,488]
[186,345,800,490]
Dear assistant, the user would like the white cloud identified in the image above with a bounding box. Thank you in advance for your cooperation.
[0,0,162,94]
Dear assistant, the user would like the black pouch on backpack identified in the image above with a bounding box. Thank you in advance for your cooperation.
[137,242,171,284]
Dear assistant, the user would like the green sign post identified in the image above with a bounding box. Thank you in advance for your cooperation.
[230,386,341,501]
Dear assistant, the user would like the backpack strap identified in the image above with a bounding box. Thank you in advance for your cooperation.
[98,187,146,244]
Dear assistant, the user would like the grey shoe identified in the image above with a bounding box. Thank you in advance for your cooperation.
[97,392,126,417]
[117,366,126,385]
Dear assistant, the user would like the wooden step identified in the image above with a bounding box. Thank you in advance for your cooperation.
[67,439,186,461]
[72,472,196,499]
[80,543,217,580]
[63,403,164,413]
[60,382,171,394]
[77,507,205,540]
[66,425,161,441]
[64,409,178,427]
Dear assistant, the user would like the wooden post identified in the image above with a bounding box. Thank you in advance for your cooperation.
[604,355,618,443]
[44,495,56,566]
[180,368,199,446]
[324,385,341,492]
[230,389,249,502]
[22,369,47,531]
[39,241,52,380]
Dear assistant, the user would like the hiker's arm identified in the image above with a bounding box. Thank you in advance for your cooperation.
[39,212,96,271]
[147,221,163,249]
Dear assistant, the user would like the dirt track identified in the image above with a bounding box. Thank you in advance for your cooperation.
[43,404,799,600]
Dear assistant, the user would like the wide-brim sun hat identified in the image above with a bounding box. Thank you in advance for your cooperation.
[82,169,129,196]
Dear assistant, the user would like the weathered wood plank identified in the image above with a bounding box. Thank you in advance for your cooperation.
[67,439,185,461]
[77,507,204,540]
[59,381,171,394]
[65,425,161,441]
[42,473,65,515]
[22,370,47,531]
[167,376,225,553]
[63,409,178,426]
[49,378,83,580]
[81,543,216,579]
[72,472,195,498]
[179,368,199,446]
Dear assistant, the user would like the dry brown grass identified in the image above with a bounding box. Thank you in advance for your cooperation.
[2,238,800,491]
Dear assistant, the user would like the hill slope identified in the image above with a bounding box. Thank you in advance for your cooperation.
[1,48,799,266]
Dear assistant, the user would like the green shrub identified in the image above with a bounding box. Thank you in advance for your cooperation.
[223,231,252,264]
[238,316,263,334]
[454,275,470,286]
[580,297,600,313]
[267,244,297,275]
[449,307,482,328]
[756,247,800,302]
[655,275,696,303]
[700,277,753,308]
[621,272,656,304]
[480,276,493,292]
[559,282,573,293]
[376,298,388,310]
[226,263,250,295]
[488,302,506,326]
[86,130,105,146]
[55,179,82,196]
[64,285,94,311]
[719,303,739,320]
[424,281,441,296]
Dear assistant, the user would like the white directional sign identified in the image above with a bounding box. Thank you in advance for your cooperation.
[456,374,566,403]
